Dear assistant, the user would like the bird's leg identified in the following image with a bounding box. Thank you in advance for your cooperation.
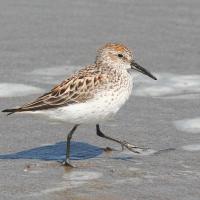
[62,124,79,167]
[96,124,147,153]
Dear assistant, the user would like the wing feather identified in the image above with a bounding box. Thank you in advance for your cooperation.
[9,64,107,112]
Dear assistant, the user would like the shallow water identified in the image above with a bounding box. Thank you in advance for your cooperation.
[174,118,200,134]
[182,144,200,152]
[133,73,200,99]
[0,83,44,97]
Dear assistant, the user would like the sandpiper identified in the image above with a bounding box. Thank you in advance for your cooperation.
[2,43,157,167]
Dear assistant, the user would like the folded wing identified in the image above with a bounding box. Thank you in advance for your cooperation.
[2,65,107,114]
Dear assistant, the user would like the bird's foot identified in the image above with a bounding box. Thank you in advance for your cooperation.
[121,141,149,153]
[62,160,75,168]
[103,147,115,152]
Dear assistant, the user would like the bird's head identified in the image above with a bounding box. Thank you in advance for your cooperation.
[96,43,157,80]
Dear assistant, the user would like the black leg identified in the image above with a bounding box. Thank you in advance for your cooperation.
[63,124,79,167]
[96,124,146,153]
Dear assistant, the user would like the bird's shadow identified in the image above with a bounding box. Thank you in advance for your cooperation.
[0,141,103,161]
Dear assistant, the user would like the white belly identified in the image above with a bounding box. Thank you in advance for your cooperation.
[26,73,133,124]
[36,84,132,124]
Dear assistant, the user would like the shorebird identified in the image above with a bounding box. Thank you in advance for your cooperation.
[2,43,157,167]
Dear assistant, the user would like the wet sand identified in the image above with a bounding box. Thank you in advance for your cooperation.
[0,0,200,199]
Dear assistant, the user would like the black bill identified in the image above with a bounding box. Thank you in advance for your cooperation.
[131,61,157,80]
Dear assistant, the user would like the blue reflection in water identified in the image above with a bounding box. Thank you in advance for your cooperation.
[0,141,103,161]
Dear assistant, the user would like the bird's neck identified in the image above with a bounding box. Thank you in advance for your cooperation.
[96,61,128,73]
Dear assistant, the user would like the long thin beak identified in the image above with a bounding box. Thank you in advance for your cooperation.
[131,61,157,80]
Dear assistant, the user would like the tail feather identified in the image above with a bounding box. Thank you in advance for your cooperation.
[2,108,22,115]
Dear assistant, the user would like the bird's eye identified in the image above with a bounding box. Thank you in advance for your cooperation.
[118,54,123,58]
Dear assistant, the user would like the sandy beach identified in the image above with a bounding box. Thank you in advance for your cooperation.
[0,0,200,199]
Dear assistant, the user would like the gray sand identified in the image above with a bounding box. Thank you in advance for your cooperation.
[0,0,200,199]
